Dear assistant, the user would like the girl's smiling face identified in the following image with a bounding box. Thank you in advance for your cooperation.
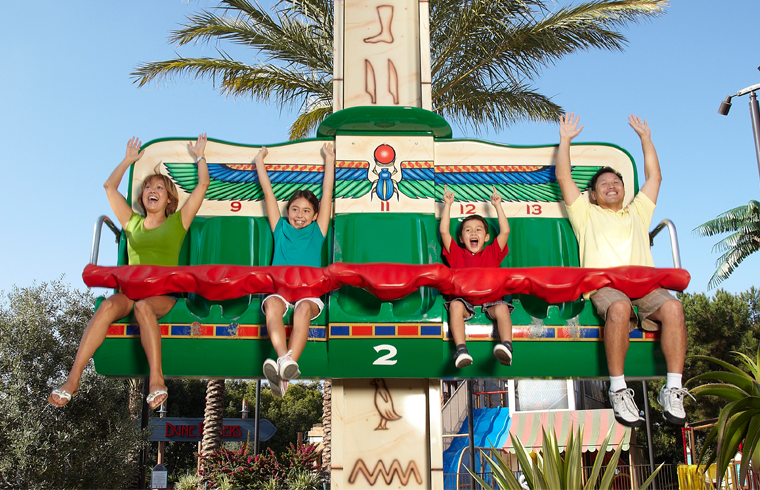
[287,197,318,229]
[141,177,171,215]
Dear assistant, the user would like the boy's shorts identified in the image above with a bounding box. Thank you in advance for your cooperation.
[590,287,677,332]
[261,294,324,321]
[445,298,514,322]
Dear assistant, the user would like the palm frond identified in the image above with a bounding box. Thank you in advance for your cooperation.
[289,101,333,140]
[693,201,760,289]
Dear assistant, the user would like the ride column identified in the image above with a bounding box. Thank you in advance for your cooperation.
[330,1,443,489]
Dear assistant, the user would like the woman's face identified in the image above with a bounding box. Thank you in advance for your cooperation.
[141,177,171,215]
[287,197,318,229]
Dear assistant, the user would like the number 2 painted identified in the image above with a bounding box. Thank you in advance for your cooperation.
[373,344,398,365]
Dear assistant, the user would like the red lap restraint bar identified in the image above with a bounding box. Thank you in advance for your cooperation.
[83,264,690,304]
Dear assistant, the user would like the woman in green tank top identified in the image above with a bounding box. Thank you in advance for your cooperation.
[49,135,210,409]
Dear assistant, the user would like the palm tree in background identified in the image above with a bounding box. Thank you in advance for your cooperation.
[132,0,668,140]
[694,200,760,289]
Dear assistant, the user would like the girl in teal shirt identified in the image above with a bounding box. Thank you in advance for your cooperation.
[49,135,210,409]
[254,143,335,397]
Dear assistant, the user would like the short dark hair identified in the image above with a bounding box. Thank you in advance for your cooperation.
[458,214,489,239]
[589,166,624,192]
[286,189,320,214]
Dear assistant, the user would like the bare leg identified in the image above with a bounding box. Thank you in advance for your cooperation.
[263,296,289,358]
[133,296,176,397]
[448,301,467,347]
[604,300,633,377]
[647,299,686,374]
[50,293,134,406]
[288,301,319,362]
[488,304,513,342]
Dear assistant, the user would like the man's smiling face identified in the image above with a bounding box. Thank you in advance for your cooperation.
[592,171,625,210]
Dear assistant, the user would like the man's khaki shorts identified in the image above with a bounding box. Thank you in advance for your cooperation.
[590,287,677,332]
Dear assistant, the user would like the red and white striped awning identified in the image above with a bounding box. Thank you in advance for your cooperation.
[502,409,631,454]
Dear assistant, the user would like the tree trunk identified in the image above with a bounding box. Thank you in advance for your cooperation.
[200,379,225,471]
[125,378,144,489]
[322,379,331,479]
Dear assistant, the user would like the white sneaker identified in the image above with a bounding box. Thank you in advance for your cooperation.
[277,350,301,380]
[455,351,473,368]
[493,344,513,366]
[609,388,644,427]
[658,386,692,426]
[263,358,287,398]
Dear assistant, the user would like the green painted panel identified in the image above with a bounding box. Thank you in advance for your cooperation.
[317,106,452,138]
[92,337,665,379]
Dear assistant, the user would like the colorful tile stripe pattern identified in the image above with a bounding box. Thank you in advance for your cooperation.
[329,323,443,338]
[436,165,544,173]
[336,161,370,168]
[225,164,324,172]
[444,324,660,342]
[106,323,327,341]
[400,161,434,168]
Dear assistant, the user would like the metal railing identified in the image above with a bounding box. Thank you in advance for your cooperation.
[649,219,682,268]
[90,215,121,265]
[442,381,469,452]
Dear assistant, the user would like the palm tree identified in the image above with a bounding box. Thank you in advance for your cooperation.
[200,379,225,477]
[693,200,760,289]
[132,0,668,140]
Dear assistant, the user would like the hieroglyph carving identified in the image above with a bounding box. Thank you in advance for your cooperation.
[348,459,423,485]
[371,378,402,429]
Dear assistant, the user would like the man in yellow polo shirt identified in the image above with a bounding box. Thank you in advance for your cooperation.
[556,113,688,428]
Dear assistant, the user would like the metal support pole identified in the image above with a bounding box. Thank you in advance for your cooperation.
[254,379,262,456]
[467,379,477,489]
[748,91,760,184]
[641,381,657,490]
[157,401,167,464]
[241,399,249,453]
[139,377,150,490]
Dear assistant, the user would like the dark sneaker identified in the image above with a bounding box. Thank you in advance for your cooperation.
[455,351,473,368]
[263,358,286,398]
[493,344,512,366]
[658,386,692,426]
[609,388,644,427]
[278,350,301,380]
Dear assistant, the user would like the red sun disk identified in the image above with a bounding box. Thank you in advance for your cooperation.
[374,144,395,164]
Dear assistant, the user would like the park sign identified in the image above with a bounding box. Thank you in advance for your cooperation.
[145,417,276,442]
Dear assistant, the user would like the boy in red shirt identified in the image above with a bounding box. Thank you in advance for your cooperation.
[440,185,513,368]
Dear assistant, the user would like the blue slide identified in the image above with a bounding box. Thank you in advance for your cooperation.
[443,406,512,479]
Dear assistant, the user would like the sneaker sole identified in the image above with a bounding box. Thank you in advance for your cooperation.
[455,355,473,368]
[280,362,301,381]
[662,411,686,426]
[263,360,280,386]
[613,414,645,428]
[493,347,512,366]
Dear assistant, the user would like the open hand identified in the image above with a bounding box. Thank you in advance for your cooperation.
[628,114,651,138]
[255,146,269,165]
[125,137,144,163]
[490,185,502,206]
[443,185,455,205]
[322,142,335,160]
[189,133,207,160]
[559,112,584,140]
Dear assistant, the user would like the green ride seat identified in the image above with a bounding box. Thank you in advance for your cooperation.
[330,213,443,322]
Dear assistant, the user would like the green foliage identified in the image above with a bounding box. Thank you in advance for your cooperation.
[469,425,662,490]
[256,381,323,454]
[645,288,760,466]
[199,442,319,489]
[133,0,667,140]
[687,346,760,488]
[0,280,145,489]
[693,200,760,289]
[173,471,202,490]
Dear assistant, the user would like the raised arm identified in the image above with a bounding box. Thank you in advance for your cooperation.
[316,142,335,236]
[104,137,144,229]
[491,186,510,250]
[556,113,584,206]
[180,134,210,230]
[628,115,661,204]
[439,186,455,253]
[254,147,281,232]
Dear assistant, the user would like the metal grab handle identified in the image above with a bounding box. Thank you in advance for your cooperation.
[649,219,681,269]
[90,215,121,265]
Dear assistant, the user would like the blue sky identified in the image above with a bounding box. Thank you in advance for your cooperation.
[1,0,759,296]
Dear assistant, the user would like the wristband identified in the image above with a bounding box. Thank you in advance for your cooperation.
[197,156,206,163]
